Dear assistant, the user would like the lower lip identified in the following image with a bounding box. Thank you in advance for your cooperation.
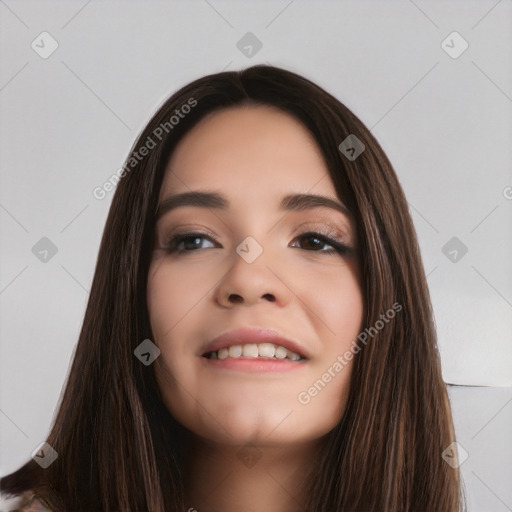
[201,356,307,373]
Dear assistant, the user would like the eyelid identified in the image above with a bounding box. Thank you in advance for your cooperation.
[290,222,349,244]
[161,225,218,243]
[162,222,348,244]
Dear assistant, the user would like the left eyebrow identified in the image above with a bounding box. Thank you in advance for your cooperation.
[155,190,350,220]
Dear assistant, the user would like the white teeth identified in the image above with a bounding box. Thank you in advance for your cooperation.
[207,342,304,361]
[275,346,288,359]
[228,345,242,358]
[258,343,276,358]
[242,344,259,357]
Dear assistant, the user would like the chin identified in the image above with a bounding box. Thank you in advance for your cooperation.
[189,406,338,448]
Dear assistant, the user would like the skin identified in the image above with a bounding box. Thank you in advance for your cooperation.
[147,105,364,512]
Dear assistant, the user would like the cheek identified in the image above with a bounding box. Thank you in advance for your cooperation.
[146,262,203,378]
[297,259,364,338]
[324,276,364,334]
[291,262,363,430]
[146,258,216,337]
[146,259,216,424]
[146,262,198,395]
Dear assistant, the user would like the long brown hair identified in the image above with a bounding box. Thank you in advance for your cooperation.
[1,65,464,511]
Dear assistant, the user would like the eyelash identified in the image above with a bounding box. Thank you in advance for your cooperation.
[162,229,352,256]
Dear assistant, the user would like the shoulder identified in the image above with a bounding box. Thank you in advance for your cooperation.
[19,491,54,511]
[0,491,54,511]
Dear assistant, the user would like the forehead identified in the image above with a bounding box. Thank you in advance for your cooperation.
[160,105,337,199]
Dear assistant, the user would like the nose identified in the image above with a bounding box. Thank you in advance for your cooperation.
[213,247,291,308]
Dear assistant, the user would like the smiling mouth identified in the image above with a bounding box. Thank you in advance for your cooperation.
[202,342,306,362]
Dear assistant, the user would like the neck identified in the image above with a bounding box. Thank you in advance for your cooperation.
[182,433,323,512]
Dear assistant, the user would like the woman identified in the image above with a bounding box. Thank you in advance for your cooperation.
[1,64,465,511]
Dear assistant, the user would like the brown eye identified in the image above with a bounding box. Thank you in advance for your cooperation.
[292,231,351,255]
[164,232,218,253]
[162,230,353,256]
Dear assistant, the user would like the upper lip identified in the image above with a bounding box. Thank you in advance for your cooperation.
[201,327,310,359]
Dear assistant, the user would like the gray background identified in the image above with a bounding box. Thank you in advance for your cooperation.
[0,1,511,510]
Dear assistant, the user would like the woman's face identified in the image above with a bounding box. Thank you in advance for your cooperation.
[147,105,364,447]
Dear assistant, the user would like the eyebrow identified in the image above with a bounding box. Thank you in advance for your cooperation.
[155,191,350,219]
